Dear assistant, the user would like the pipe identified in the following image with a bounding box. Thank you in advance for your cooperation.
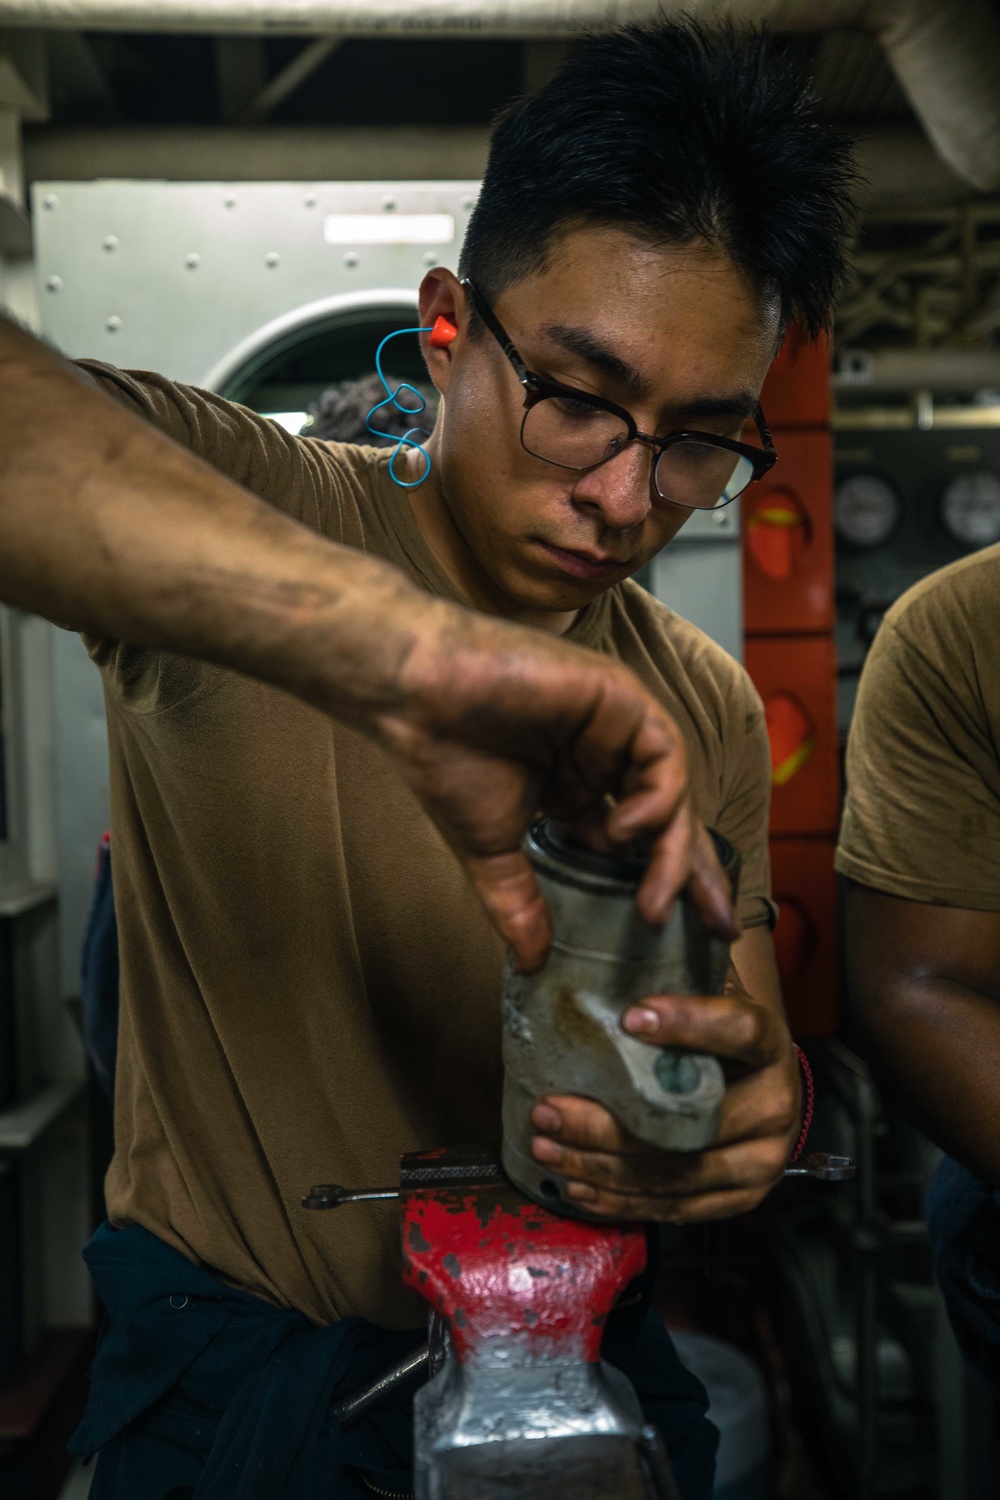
[847,126,967,209]
[873,0,1000,193]
[834,346,1000,392]
[22,123,961,206]
[0,0,997,192]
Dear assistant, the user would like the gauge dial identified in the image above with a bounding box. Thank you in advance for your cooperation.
[940,471,1000,549]
[834,472,902,549]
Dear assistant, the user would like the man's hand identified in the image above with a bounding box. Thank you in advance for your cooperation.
[528,931,800,1220]
[374,602,736,972]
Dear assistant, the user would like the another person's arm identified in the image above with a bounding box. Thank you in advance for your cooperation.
[846,889,1000,1183]
[836,565,1000,1181]
[0,312,733,969]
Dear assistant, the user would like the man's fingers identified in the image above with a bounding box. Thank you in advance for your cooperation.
[557,1181,771,1223]
[531,1128,789,1197]
[621,993,786,1071]
[627,796,695,927]
[598,700,711,929]
[535,1065,799,1168]
[602,705,687,835]
[639,807,735,938]
[684,821,739,939]
[714,1054,801,1147]
[531,1095,634,1154]
[464,849,552,972]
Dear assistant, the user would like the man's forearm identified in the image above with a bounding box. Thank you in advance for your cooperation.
[0,314,738,966]
[846,885,1000,1185]
[856,975,1000,1184]
[0,312,433,725]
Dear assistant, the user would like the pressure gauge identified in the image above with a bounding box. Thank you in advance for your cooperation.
[834,472,902,549]
[940,471,1000,549]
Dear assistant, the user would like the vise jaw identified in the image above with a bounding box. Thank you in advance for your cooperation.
[399,1149,680,1500]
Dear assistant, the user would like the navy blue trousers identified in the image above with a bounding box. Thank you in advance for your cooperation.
[70,1222,718,1499]
[927,1156,1000,1500]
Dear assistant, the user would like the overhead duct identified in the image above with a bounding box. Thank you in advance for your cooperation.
[18,122,959,208]
[0,0,998,193]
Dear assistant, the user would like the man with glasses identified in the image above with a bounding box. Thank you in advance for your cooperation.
[0,18,857,1499]
[463,278,776,517]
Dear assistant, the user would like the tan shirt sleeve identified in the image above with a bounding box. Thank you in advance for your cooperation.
[836,587,1000,910]
[717,672,775,933]
[73,361,372,700]
[75,360,363,545]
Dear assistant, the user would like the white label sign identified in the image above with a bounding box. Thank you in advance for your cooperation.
[323,213,455,246]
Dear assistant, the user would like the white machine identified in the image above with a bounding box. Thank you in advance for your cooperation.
[33,178,476,991]
[31,177,741,984]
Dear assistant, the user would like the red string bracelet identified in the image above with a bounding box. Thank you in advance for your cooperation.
[790,1046,814,1164]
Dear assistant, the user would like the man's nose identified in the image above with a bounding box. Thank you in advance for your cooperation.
[570,443,653,532]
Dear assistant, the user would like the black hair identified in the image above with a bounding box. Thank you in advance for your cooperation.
[303,373,438,445]
[459,19,860,337]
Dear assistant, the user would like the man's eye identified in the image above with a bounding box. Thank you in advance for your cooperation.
[552,396,602,420]
[674,441,723,465]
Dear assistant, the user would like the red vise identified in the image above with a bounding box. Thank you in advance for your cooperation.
[399,1151,646,1365]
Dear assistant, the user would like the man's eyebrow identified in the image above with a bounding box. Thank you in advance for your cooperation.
[536,325,758,422]
[672,393,759,422]
[538,323,649,398]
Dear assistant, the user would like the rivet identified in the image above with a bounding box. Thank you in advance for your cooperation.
[185,252,201,270]
[303,194,317,209]
[224,195,237,208]
[423,252,437,267]
[653,1049,701,1096]
[343,251,359,268]
[46,275,62,292]
[265,251,280,268]
[43,194,58,210]
[712,510,728,526]
[168,1293,190,1310]
[382,194,397,211]
[106,315,122,332]
[103,236,118,253]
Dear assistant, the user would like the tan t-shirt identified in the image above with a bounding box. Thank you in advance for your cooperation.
[837,544,1000,909]
[80,363,773,1329]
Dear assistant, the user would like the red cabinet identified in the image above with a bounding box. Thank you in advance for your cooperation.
[744,636,839,836]
[758,328,830,429]
[769,838,839,1038]
[742,430,834,635]
[743,329,839,1035]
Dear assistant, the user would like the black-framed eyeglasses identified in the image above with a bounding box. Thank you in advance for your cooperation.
[461,278,777,512]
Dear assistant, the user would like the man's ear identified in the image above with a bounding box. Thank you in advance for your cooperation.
[418,268,467,396]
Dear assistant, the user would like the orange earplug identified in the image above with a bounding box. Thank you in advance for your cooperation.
[429,316,459,348]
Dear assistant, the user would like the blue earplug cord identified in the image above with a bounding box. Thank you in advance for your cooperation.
[367,326,436,489]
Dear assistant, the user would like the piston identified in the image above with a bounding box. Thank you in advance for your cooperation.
[501,819,740,1216]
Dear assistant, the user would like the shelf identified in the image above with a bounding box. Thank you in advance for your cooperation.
[0,1083,82,1153]
[0,879,57,918]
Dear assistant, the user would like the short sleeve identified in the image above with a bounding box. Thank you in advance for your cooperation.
[73,362,372,705]
[716,676,775,933]
[836,605,1000,910]
[76,360,363,545]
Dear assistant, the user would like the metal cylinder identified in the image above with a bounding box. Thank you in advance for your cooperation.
[501,820,739,1216]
